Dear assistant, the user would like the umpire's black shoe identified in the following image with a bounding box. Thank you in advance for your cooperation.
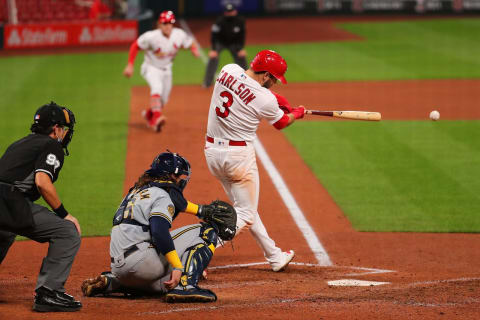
[33,286,82,312]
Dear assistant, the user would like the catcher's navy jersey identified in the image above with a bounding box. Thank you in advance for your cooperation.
[0,133,64,201]
[110,186,175,258]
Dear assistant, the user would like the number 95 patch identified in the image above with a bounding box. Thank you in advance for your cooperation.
[46,153,61,172]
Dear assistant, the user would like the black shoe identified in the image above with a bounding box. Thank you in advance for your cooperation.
[33,286,82,312]
[165,286,217,303]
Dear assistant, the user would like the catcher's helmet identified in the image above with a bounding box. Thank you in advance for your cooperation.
[32,101,76,155]
[250,50,287,84]
[158,10,176,24]
[146,151,191,190]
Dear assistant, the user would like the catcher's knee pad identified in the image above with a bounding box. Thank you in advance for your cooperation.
[180,242,214,288]
[200,223,218,247]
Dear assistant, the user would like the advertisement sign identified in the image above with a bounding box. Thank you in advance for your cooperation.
[4,20,137,50]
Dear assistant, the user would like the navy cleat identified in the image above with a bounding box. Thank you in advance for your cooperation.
[165,286,217,303]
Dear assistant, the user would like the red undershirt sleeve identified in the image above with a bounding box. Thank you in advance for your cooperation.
[273,114,290,130]
[127,40,140,64]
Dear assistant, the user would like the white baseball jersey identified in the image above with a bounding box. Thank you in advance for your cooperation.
[137,28,193,70]
[206,64,284,142]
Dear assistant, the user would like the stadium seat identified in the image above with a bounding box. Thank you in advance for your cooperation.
[13,0,103,23]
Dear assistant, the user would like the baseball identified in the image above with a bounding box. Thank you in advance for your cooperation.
[429,110,440,121]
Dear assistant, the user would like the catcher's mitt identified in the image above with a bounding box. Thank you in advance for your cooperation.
[198,200,237,241]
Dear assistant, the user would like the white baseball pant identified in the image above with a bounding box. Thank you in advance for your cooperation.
[140,62,172,106]
[204,138,283,265]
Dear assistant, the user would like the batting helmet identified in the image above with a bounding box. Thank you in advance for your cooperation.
[31,101,76,155]
[146,151,191,190]
[250,50,288,84]
[158,10,176,24]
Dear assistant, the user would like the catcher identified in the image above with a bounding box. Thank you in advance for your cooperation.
[81,151,236,302]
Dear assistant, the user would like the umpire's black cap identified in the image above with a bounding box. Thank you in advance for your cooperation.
[224,3,236,12]
[33,102,68,127]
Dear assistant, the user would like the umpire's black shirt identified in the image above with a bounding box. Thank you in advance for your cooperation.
[0,134,64,201]
[211,15,246,47]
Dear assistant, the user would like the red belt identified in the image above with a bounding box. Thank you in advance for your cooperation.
[206,136,247,146]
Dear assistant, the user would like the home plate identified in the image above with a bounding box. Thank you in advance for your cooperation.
[327,279,390,287]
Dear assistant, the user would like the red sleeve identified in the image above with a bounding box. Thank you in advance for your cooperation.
[127,40,140,64]
[273,114,290,130]
[271,90,293,114]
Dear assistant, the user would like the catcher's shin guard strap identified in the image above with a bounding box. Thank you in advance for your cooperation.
[180,243,214,288]
[200,223,218,247]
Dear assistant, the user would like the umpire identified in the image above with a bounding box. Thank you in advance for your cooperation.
[202,3,247,88]
[0,102,82,312]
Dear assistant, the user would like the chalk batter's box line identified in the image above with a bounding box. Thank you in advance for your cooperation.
[209,261,395,276]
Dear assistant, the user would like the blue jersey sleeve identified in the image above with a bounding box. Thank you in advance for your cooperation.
[149,216,175,255]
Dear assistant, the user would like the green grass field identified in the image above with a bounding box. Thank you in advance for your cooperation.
[284,121,480,232]
[1,18,479,235]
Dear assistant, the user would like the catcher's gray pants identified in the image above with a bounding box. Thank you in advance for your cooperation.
[110,224,206,294]
[0,201,81,292]
[203,43,247,87]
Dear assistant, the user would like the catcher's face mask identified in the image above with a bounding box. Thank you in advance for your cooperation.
[60,107,75,156]
[147,151,191,190]
[176,156,191,191]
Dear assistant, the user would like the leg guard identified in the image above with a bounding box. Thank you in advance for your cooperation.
[165,225,218,303]
[180,242,213,288]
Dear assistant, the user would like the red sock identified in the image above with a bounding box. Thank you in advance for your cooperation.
[151,94,162,111]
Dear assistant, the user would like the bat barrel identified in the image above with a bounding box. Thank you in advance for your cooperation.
[306,109,381,121]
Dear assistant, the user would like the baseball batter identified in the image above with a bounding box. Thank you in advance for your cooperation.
[204,50,305,271]
[81,152,236,303]
[123,10,200,132]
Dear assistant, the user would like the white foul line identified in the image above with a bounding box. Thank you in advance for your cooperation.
[254,139,333,266]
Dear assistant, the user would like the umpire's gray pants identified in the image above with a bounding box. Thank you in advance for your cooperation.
[111,224,205,294]
[0,202,81,292]
[203,43,247,87]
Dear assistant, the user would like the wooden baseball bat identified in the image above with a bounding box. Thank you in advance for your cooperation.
[305,110,381,121]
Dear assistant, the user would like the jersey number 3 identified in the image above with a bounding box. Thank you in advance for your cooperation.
[215,91,233,118]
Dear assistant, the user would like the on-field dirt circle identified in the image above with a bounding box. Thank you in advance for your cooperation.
[1,16,479,319]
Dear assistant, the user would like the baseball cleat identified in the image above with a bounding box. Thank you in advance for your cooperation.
[81,275,109,297]
[141,108,153,122]
[33,286,82,312]
[271,250,295,272]
[165,286,217,303]
[149,110,166,132]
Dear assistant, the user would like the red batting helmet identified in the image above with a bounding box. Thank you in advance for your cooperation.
[158,10,176,24]
[250,50,287,84]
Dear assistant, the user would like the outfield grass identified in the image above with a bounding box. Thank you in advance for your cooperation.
[0,52,131,235]
[1,18,479,235]
[284,121,480,232]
